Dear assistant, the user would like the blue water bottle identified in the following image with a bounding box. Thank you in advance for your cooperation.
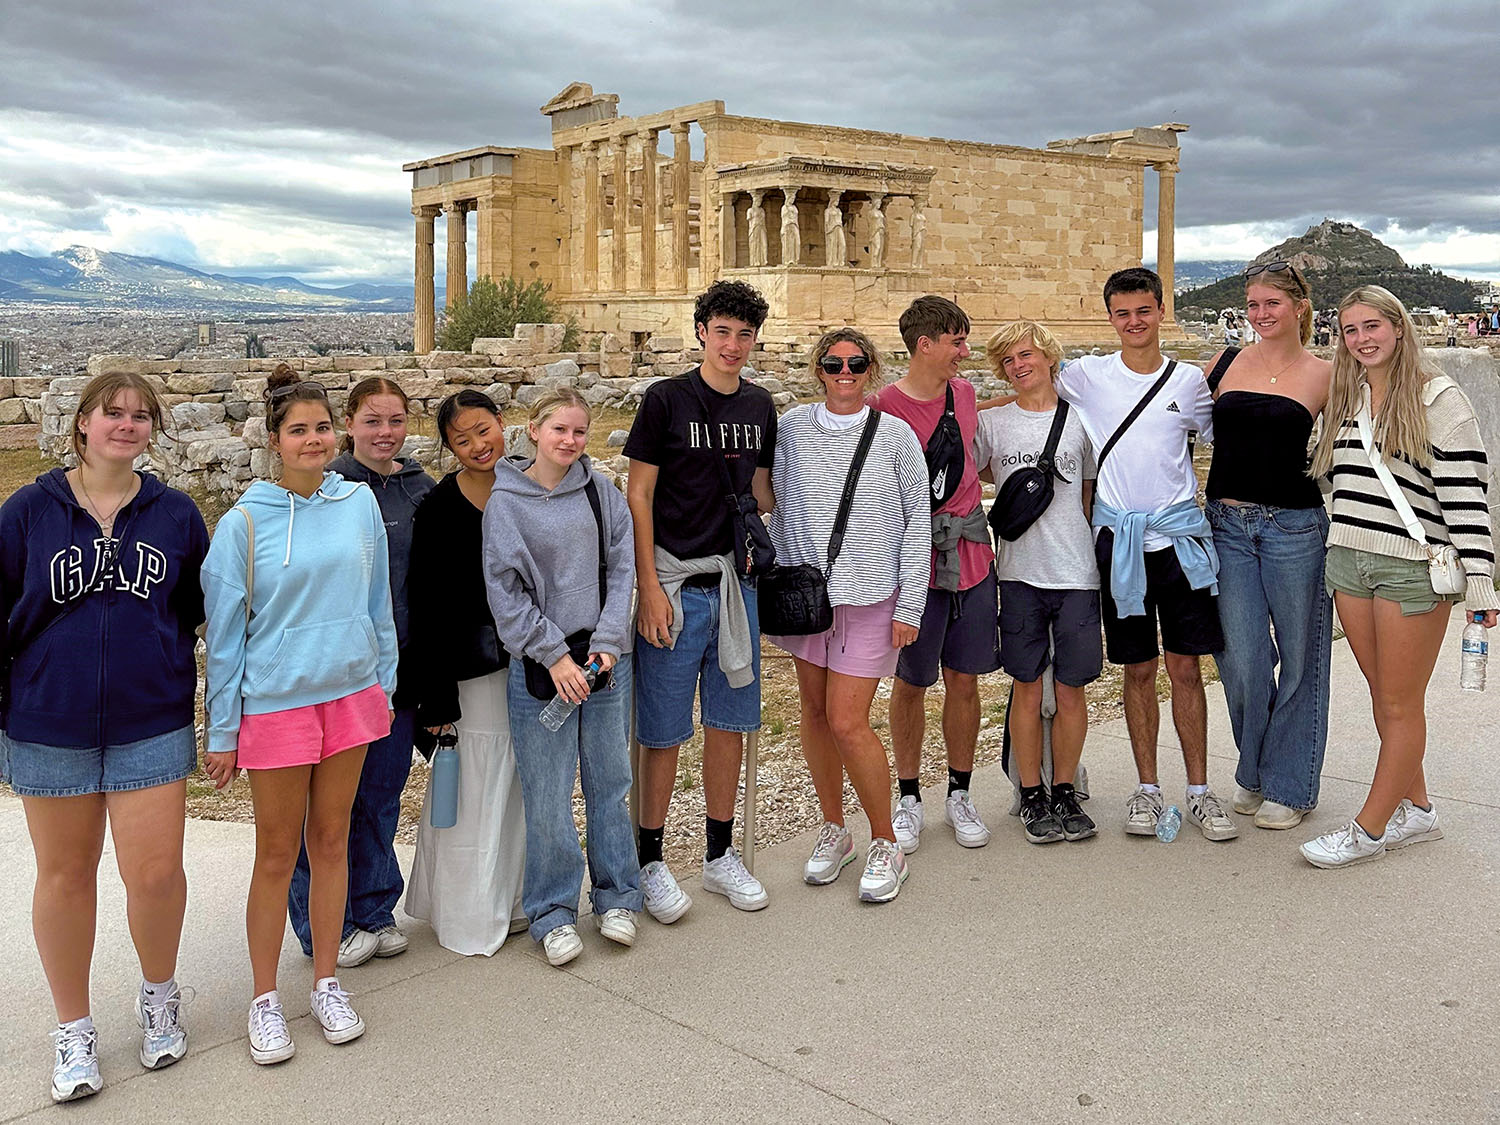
[429,731,459,829]
[1156,805,1183,842]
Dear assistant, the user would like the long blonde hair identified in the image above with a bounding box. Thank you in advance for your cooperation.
[1310,285,1433,476]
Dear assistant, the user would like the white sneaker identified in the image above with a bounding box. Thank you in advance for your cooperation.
[892,795,925,854]
[1233,785,1264,815]
[1253,799,1304,830]
[336,928,380,968]
[542,924,583,966]
[945,789,991,848]
[247,993,295,1065]
[309,979,365,1044]
[1385,800,1444,850]
[702,848,769,911]
[597,908,636,947]
[803,822,856,885]
[858,838,909,903]
[372,924,409,958]
[1125,786,1164,835]
[640,860,692,924]
[136,984,191,1069]
[50,1022,102,1102]
[1300,820,1386,869]
[1187,788,1240,841]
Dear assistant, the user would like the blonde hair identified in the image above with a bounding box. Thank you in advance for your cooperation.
[527,387,593,429]
[1310,285,1433,477]
[1245,263,1315,345]
[71,371,165,463]
[985,320,1063,381]
[808,327,887,392]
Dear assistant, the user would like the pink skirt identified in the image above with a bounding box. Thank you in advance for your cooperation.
[237,683,391,770]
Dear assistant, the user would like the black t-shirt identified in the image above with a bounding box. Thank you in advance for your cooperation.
[624,367,777,560]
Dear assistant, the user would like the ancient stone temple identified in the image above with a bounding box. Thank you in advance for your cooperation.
[405,82,1186,351]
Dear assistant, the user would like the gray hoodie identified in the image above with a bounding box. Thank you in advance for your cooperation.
[482,454,635,667]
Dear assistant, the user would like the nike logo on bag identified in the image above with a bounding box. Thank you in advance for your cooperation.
[931,468,947,497]
[1165,401,1180,413]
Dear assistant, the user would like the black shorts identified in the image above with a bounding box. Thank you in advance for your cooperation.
[998,582,1103,687]
[895,568,1002,688]
[1094,528,1224,665]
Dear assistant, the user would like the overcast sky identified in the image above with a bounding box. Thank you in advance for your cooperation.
[2,0,1498,285]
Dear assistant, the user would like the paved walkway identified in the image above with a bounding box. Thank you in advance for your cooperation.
[1,615,1496,1122]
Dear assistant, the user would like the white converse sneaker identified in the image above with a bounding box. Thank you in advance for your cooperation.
[857,838,909,903]
[309,979,365,1044]
[1253,799,1304,830]
[702,847,769,911]
[1187,788,1240,841]
[892,795,925,854]
[1385,800,1444,850]
[945,789,991,848]
[372,923,409,958]
[597,908,637,947]
[136,984,191,1069]
[1300,820,1386,869]
[803,822,856,885]
[1233,785,1264,815]
[543,924,584,966]
[336,928,380,968]
[247,992,295,1065]
[640,860,692,924]
[50,1022,102,1102]
[1125,786,1164,835]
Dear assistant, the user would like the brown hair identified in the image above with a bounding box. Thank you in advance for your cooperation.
[898,295,970,353]
[1245,263,1315,345]
[340,376,410,453]
[808,327,887,393]
[264,362,333,434]
[71,371,165,464]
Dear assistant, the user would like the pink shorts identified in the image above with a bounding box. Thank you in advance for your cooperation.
[768,594,902,680]
[237,684,391,770]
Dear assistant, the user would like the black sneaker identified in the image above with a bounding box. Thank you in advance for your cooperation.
[1052,784,1097,841]
[1019,787,1064,844]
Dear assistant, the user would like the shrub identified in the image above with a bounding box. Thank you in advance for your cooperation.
[437,275,580,352]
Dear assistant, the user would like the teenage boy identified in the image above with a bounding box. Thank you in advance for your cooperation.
[624,280,777,919]
[1054,267,1237,841]
[975,321,1100,843]
[871,295,1000,853]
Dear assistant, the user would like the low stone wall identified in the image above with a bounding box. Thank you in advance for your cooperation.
[1428,347,1500,530]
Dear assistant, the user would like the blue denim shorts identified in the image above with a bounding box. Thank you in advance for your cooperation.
[0,724,197,798]
[634,581,761,747]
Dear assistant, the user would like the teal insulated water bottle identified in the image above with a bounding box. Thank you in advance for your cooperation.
[430,731,459,829]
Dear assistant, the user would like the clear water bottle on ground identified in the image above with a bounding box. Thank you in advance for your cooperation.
[539,661,601,731]
[1156,805,1183,842]
[429,731,459,828]
[1460,614,1488,692]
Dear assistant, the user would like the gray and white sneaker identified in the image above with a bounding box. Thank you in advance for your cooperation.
[858,838,909,903]
[803,821,856,885]
[892,795,925,854]
[640,860,692,924]
[1187,788,1240,841]
[50,1023,102,1103]
[702,848,769,911]
[372,923,409,957]
[336,928,380,968]
[1253,799,1304,830]
[597,908,637,947]
[1385,800,1444,850]
[136,984,191,1069]
[1301,820,1386,869]
[945,790,991,848]
[1125,786,1164,836]
[247,993,295,1065]
[309,980,365,1044]
[543,924,584,966]
[1233,785,1264,815]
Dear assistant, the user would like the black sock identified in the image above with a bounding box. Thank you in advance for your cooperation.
[637,825,665,867]
[705,816,734,862]
[898,776,922,802]
[1021,782,1046,803]
[948,768,972,795]
[1052,781,1074,803]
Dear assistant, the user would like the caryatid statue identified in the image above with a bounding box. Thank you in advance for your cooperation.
[868,194,887,268]
[911,197,927,269]
[748,189,768,267]
[824,191,847,267]
[780,187,800,264]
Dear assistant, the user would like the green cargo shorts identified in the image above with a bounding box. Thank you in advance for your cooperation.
[1324,544,1463,617]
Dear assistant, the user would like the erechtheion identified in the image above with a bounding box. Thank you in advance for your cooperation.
[405,82,1186,351]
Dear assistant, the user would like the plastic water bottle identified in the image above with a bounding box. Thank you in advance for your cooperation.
[539,661,601,732]
[1460,613,1488,692]
[429,732,459,829]
[1156,805,1183,843]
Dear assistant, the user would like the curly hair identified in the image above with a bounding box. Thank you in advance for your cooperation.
[693,280,769,331]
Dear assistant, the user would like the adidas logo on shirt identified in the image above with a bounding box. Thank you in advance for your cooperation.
[1164,401,1181,413]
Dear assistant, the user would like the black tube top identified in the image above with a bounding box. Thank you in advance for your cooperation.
[1206,391,1323,508]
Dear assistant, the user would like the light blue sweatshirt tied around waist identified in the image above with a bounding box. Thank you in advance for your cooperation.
[1093,498,1219,618]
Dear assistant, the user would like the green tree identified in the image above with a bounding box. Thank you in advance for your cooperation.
[437,275,580,352]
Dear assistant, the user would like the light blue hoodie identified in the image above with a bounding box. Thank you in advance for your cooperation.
[202,471,398,753]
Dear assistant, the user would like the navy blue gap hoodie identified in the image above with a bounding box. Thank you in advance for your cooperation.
[0,468,209,748]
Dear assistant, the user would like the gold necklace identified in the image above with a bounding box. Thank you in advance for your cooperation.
[1261,349,1301,385]
[74,470,133,532]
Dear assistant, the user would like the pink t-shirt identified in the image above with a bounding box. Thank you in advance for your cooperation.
[871,377,993,591]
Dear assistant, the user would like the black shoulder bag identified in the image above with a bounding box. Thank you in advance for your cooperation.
[987,399,1071,544]
[688,374,775,576]
[521,478,608,701]
[1095,360,1177,471]
[1189,348,1236,457]
[924,381,965,510]
[759,411,882,636]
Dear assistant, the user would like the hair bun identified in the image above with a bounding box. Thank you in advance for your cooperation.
[265,363,300,398]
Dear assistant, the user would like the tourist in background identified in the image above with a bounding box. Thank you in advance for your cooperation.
[484,389,640,966]
[1300,286,1497,868]
[767,328,929,902]
[404,390,526,955]
[0,372,207,1102]
[287,376,433,968]
[1202,262,1332,830]
[202,367,397,1062]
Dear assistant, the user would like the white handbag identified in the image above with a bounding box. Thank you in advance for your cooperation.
[1354,386,1465,596]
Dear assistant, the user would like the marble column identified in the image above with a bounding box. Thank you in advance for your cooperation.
[1156,163,1177,322]
[444,201,468,308]
[474,193,505,282]
[671,123,691,290]
[720,192,736,269]
[556,146,574,295]
[612,137,628,291]
[640,128,659,292]
[413,205,437,353]
[748,189,768,267]
[583,141,600,292]
[780,187,800,265]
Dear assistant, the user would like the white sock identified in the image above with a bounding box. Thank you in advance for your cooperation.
[141,976,176,1007]
[59,1015,94,1034]
[1139,783,1161,795]
[251,989,280,1009]
[1187,784,1208,797]
[313,977,340,994]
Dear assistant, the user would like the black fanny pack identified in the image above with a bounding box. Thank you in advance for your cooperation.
[521,478,607,701]
[988,400,1071,543]
[924,381,965,510]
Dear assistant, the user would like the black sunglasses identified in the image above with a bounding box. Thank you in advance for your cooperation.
[819,355,871,375]
[1244,259,1308,295]
[268,380,328,399]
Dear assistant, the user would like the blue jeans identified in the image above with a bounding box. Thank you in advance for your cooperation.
[1206,501,1332,810]
[507,654,642,941]
[288,706,416,953]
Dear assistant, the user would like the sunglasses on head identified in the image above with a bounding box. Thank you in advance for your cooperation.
[1244,260,1308,294]
[269,380,328,399]
[819,355,870,375]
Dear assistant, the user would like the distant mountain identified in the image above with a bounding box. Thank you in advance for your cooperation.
[1170,260,1248,291]
[0,247,415,312]
[1177,221,1483,313]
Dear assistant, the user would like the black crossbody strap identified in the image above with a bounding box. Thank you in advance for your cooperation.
[1038,399,1071,481]
[583,477,607,612]
[1096,360,1177,470]
[824,410,882,575]
[1206,347,1239,393]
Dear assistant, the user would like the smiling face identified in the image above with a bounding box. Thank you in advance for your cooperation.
[999,335,1054,393]
[697,315,758,380]
[76,389,153,467]
[444,406,504,473]
[269,400,336,473]
[817,340,873,410]
[1340,303,1403,373]
[529,404,590,473]
[1106,290,1164,349]
[1245,282,1303,342]
[919,330,970,379]
[346,392,408,468]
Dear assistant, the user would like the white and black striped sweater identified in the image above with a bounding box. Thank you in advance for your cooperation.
[1326,379,1497,612]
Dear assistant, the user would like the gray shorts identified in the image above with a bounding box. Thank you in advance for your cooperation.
[998,582,1104,687]
[895,568,1002,688]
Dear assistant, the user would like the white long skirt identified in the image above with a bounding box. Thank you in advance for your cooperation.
[405,668,526,956]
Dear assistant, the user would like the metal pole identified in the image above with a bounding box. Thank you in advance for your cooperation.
[742,729,759,874]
